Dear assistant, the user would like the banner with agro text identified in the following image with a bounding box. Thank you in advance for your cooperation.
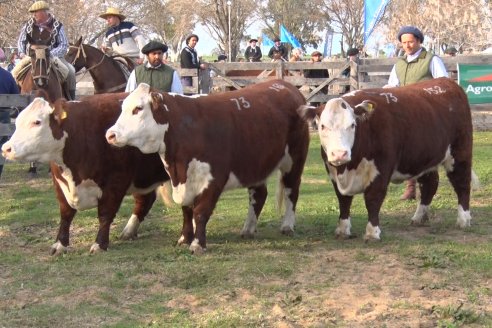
[458,64,492,104]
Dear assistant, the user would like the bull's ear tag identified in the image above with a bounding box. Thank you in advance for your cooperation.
[54,108,67,121]
[366,102,374,113]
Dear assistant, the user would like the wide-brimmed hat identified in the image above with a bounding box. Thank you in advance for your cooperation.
[347,48,359,57]
[185,34,199,45]
[397,26,424,43]
[273,37,281,42]
[444,46,458,55]
[311,51,323,57]
[29,1,49,12]
[217,54,227,61]
[141,41,168,55]
[99,7,126,20]
[249,38,258,43]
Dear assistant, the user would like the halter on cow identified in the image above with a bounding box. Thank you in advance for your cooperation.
[66,37,132,94]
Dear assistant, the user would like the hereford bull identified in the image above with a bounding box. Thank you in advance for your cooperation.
[300,77,474,240]
[106,79,310,254]
[1,93,170,254]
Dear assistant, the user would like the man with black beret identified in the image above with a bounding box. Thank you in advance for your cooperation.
[386,25,448,200]
[125,40,183,93]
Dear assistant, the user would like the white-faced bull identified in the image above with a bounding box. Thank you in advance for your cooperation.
[106,79,310,254]
[300,77,475,241]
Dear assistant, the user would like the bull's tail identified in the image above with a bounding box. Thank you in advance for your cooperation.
[471,169,480,191]
[275,171,285,216]
[157,181,174,207]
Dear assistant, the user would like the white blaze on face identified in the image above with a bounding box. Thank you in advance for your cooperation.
[106,83,168,154]
[318,98,356,166]
[172,158,214,206]
[1,97,66,163]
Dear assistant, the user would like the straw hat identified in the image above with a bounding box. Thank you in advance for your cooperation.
[99,7,126,20]
[29,1,50,12]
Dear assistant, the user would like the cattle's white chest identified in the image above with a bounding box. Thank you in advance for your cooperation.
[170,158,214,206]
[55,166,102,210]
[328,158,379,196]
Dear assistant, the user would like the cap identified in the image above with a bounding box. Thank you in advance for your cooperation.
[249,38,258,43]
[397,26,424,43]
[141,41,168,55]
[273,37,281,42]
[311,51,322,57]
[29,1,49,12]
[99,7,126,20]
[444,46,458,55]
[217,54,227,61]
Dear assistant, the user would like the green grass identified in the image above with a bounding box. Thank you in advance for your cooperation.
[0,132,491,327]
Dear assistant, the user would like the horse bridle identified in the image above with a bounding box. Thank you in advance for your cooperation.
[30,44,52,84]
[69,44,106,71]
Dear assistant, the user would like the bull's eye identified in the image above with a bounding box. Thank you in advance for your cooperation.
[351,123,355,129]
[341,102,347,109]
[33,120,41,126]
[132,106,143,115]
[320,124,326,130]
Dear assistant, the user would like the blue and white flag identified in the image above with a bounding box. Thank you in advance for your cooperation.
[262,33,274,47]
[364,0,389,44]
[280,25,301,48]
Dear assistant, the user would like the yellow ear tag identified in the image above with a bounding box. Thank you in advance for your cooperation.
[366,102,374,113]
[59,110,67,120]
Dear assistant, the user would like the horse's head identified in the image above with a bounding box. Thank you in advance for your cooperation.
[66,36,85,72]
[26,34,52,87]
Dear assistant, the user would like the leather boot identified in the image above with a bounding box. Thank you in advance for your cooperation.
[400,179,416,200]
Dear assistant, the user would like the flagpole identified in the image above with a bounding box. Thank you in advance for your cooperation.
[227,1,232,62]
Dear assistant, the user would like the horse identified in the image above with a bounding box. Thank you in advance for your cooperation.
[19,34,65,103]
[66,37,131,94]
[18,34,67,176]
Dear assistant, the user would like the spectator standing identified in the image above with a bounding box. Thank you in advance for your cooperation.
[386,25,448,200]
[180,34,207,88]
[289,48,303,62]
[244,38,262,62]
[100,7,146,65]
[268,37,288,61]
[7,53,18,72]
[126,41,182,94]
[0,66,20,179]
[444,46,458,57]
[17,1,76,99]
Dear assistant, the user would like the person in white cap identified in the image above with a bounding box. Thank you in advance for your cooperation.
[17,0,76,99]
[99,7,146,65]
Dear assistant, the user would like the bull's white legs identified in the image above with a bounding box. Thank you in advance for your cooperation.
[457,205,471,228]
[241,204,258,238]
[280,188,295,235]
[335,217,352,238]
[364,222,381,241]
[411,204,430,225]
[50,241,68,256]
[89,243,102,254]
[120,214,140,240]
[190,238,206,254]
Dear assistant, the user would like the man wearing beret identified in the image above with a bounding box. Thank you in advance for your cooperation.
[125,41,183,94]
[386,25,448,200]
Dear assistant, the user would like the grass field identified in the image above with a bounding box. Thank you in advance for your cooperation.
[0,132,491,328]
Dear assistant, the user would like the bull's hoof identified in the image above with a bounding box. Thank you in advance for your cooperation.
[49,241,68,256]
[456,219,471,228]
[176,235,191,247]
[120,230,137,240]
[335,233,354,240]
[240,229,256,239]
[280,225,294,236]
[189,239,206,255]
[89,243,106,254]
[364,223,381,242]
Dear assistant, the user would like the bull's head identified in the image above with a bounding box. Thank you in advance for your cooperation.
[316,98,376,166]
[1,97,67,163]
[106,83,169,154]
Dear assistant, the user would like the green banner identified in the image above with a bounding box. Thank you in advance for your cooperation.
[458,64,492,104]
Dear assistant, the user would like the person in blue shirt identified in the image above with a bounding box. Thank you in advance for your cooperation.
[0,66,20,179]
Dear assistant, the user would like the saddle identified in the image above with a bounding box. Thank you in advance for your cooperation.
[110,54,136,79]
[12,56,68,84]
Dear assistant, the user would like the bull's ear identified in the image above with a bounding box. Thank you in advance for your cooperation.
[297,104,325,122]
[354,100,376,118]
[52,100,68,125]
[150,92,164,112]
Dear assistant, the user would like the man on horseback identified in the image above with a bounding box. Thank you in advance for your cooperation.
[17,1,76,100]
[99,8,146,65]
[126,41,183,94]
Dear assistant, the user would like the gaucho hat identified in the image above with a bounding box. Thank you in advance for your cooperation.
[141,41,168,55]
[249,38,258,43]
[397,26,424,43]
[347,48,359,57]
[185,34,199,44]
[99,7,126,20]
[29,1,49,12]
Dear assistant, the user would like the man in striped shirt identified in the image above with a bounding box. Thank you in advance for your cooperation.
[100,7,146,65]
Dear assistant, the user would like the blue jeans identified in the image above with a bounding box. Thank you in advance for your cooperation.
[0,109,11,177]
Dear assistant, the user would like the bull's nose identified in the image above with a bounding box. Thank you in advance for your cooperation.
[1,143,13,159]
[105,130,117,144]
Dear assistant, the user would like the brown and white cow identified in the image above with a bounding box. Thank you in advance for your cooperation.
[1,93,169,254]
[300,77,474,240]
[106,80,310,253]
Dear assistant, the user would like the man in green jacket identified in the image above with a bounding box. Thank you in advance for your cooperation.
[386,26,448,200]
[126,41,183,94]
